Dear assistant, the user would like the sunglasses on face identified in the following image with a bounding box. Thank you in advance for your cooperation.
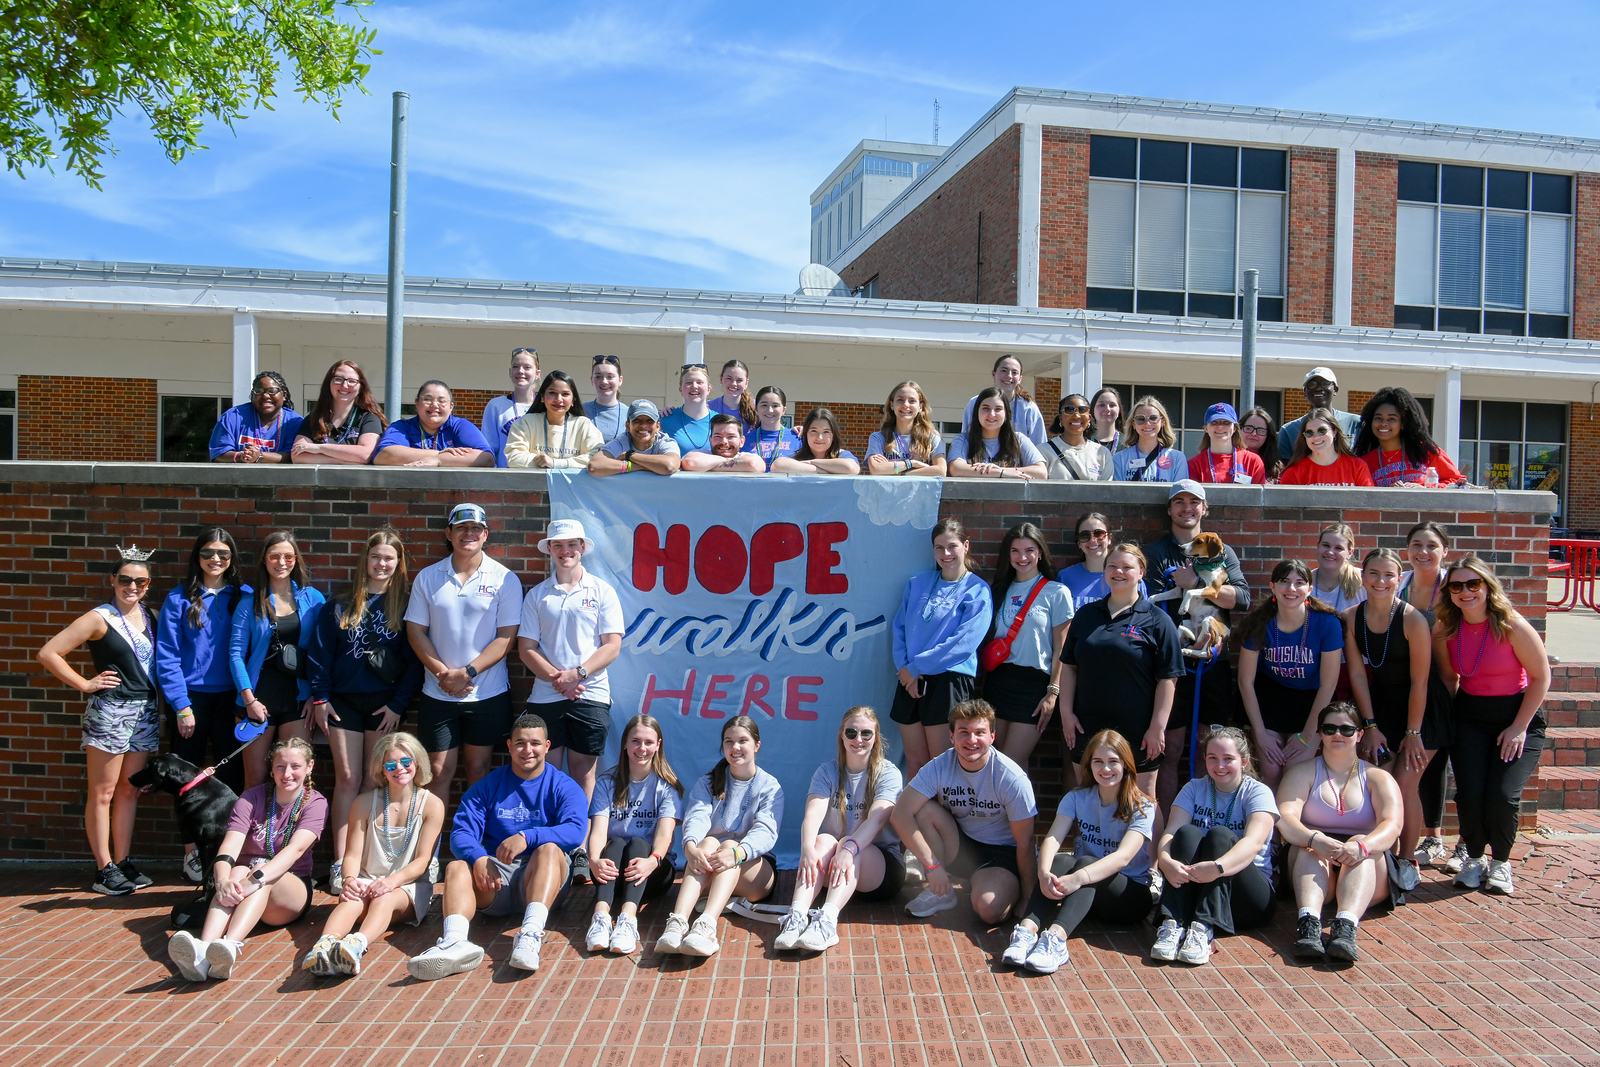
[1059,404,1090,414]
[384,757,415,772]
[1077,529,1111,543]
[1319,723,1360,737]
[198,549,232,560]
[843,728,874,740]
[1447,577,1486,594]
[116,575,151,588]
[1132,414,1163,425]
[592,354,620,366]
[1303,427,1331,438]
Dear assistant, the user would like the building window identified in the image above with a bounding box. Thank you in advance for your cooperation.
[160,396,228,462]
[1086,135,1288,321]
[1458,400,1567,516]
[0,389,14,460]
[1103,383,1282,455]
[1394,162,1572,338]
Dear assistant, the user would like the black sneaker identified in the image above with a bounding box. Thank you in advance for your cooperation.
[1325,918,1359,962]
[1293,914,1325,957]
[92,863,135,896]
[118,859,153,889]
[569,847,591,885]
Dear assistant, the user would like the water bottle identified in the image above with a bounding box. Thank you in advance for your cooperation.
[1424,466,1439,488]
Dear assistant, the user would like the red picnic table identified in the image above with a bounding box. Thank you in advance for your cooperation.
[1549,538,1600,611]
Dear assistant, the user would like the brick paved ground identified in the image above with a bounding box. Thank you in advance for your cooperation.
[3,812,1598,1067]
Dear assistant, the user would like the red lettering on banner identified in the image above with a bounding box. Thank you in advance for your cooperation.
[783,676,823,721]
[693,525,747,595]
[804,522,849,595]
[699,674,735,719]
[633,524,690,594]
[741,675,776,718]
[749,523,803,595]
[640,670,696,717]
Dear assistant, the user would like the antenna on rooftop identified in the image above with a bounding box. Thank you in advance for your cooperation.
[933,99,940,145]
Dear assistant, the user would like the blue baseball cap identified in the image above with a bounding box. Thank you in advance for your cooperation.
[1203,403,1239,425]
[446,503,489,527]
[1168,479,1207,501]
[627,399,661,423]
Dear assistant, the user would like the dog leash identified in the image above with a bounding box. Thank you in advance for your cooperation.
[179,719,268,796]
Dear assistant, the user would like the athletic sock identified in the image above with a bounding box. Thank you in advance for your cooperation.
[788,904,808,918]
[820,901,842,922]
[441,914,469,946]
[522,902,549,934]
[1335,911,1360,928]
[1298,907,1317,920]
[348,932,368,951]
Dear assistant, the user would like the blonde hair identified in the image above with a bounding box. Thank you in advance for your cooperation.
[269,736,314,766]
[1121,396,1177,450]
[1316,523,1362,601]
[1435,555,1519,642]
[832,707,886,830]
[369,731,433,786]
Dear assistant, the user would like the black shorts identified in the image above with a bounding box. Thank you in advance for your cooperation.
[326,690,399,733]
[1369,671,1454,753]
[531,699,611,756]
[946,827,1020,879]
[1252,670,1320,736]
[258,874,316,928]
[982,663,1050,724]
[1070,732,1163,775]
[254,666,304,728]
[417,691,514,752]
[890,671,977,727]
[855,845,908,903]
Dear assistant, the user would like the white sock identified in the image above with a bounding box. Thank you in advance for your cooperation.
[788,903,808,917]
[347,932,368,951]
[1298,907,1317,920]
[522,902,548,934]
[1335,911,1360,928]
[820,901,841,922]
[441,914,469,946]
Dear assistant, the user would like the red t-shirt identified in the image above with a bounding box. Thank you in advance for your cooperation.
[1279,453,1376,487]
[1187,448,1266,485]
[1360,447,1464,487]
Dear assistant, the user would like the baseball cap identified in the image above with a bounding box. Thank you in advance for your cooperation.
[446,503,489,527]
[1168,479,1207,502]
[1304,366,1339,387]
[1203,403,1239,425]
[627,399,661,422]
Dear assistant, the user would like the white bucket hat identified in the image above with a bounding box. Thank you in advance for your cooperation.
[538,518,595,554]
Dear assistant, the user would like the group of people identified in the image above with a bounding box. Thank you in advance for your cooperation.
[209,351,1468,489]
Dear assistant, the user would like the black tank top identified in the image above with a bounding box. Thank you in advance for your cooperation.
[1355,603,1412,693]
[86,606,155,702]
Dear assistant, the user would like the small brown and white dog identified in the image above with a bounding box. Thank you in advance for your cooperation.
[1150,532,1231,659]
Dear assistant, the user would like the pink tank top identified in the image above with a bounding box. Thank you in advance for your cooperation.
[1450,620,1528,697]
[1303,758,1375,834]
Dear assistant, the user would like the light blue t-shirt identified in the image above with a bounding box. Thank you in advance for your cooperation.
[993,578,1074,672]
[1060,564,1148,611]
[583,400,627,442]
[961,395,1047,446]
[1054,787,1155,884]
[589,768,683,851]
[1173,775,1279,877]
[946,433,1046,469]
[906,749,1036,846]
[807,759,904,847]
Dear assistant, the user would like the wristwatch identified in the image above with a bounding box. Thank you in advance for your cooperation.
[464,664,478,679]
[622,450,635,463]
[576,665,589,680]
[1362,719,1378,729]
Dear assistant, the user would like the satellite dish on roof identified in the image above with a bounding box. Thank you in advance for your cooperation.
[797,263,851,297]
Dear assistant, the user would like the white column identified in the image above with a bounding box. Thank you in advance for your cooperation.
[684,326,705,368]
[1016,122,1042,309]
[1083,347,1103,399]
[232,310,257,405]
[1063,349,1082,398]
[1434,367,1462,464]
[1333,147,1356,326]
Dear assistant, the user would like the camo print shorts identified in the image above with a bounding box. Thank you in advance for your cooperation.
[82,697,161,755]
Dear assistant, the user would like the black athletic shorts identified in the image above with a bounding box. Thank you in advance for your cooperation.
[532,699,611,756]
[326,690,400,733]
[890,671,977,727]
[983,663,1051,724]
[417,691,513,752]
[946,826,1020,879]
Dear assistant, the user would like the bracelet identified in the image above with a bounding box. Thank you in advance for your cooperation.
[625,460,633,472]
[649,852,663,863]
[924,858,941,871]
[1357,840,1370,859]
[177,709,194,717]
[841,840,860,855]
[1404,729,1423,738]
[214,854,237,868]
[1294,733,1307,747]
[1045,684,1061,695]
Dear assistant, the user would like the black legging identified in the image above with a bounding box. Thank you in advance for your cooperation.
[1452,692,1545,862]
[1418,748,1451,828]
[593,836,675,909]
[1021,853,1150,937]
[166,689,245,795]
[1158,824,1276,935]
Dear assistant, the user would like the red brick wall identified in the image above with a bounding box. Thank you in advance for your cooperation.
[792,400,886,457]
[1352,152,1398,328]
[1569,402,1600,529]
[839,126,1021,305]
[450,388,498,428]
[1038,127,1090,310]
[19,376,158,461]
[1033,378,1061,426]
[1574,173,1600,341]
[1287,147,1337,325]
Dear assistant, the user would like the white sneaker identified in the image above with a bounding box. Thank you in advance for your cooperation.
[406,938,484,981]
[1177,923,1212,966]
[302,934,338,976]
[1416,836,1448,866]
[774,909,809,951]
[679,916,719,957]
[799,913,839,952]
[655,913,689,954]
[428,855,441,883]
[1454,855,1486,889]
[508,929,544,972]
[1485,859,1515,895]
[204,938,241,980]
[327,862,343,897]
[182,851,204,885]
[1149,919,1183,962]
[1022,932,1070,974]
[610,914,640,955]
[905,887,959,917]
[168,930,210,982]
[332,934,365,976]
[585,913,614,953]
[1001,925,1038,966]
[1445,841,1471,874]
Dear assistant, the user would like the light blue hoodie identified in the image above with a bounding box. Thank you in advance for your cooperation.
[891,569,993,678]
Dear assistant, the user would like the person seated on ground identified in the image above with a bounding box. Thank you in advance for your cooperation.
[166,738,328,982]
[1043,393,1113,481]
[1276,702,1404,963]
[1187,402,1266,485]
[505,370,604,469]
[1277,366,1362,460]
[584,354,627,442]
[679,413,767,473]
[588,400,681,477]
[405,713,587,980]
[892,700,1037,925]
[1355,386,1467,487]
[661,363,716,453]
[1111,395,1187,482]
[1151,726,1279,966]
[742,386,803,470]
[774,706,905,954]
[960,354,1047,446]
[582,714,682,955]
[210,371,304,463]
[771,407,861,475]
[290,360,387,465]
[302,732,445,977]
[708,359,758,434]
[480,348,540,466]
[948,386,1050,481]
[371,380,494,467]
[1001,729,1155,974]
[865,380,947,476]
[656,716,783,958]
[1279,408,1375,486]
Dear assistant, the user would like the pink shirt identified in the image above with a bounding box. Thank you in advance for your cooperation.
[1449,619,1528,697]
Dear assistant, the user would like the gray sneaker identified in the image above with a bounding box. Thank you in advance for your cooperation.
[183,851,205,884]
[1022,931,1070,974]
[655,913,689,954]
[1393,857,1421,892]
[508,929,544,972]
[1177,923,1213,966]
[1150,919,1183,961]
[1453,855,1486,889]
[327,862,343,897]
[610,914,640,955]
[798,913,839,952]
[905,887,959,917]
[1416,836,1448,867]
[773,909,809,952]
[1002,925,1038,966]
[679,916,719,957]
[1445,841,1471,874]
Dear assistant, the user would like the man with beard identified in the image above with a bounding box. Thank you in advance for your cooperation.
[679,413,766,473]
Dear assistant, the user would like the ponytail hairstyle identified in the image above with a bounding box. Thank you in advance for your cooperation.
[878,381,937,462]
[709,715,761,801]
[1076,729,1153,823]
[967,385,1023,467]
[1231,558,1339,648]
[794,407,844,460]
[720,359,757,427]
[1360,546,1406,585]
[833,707,885,828]
[612,714,683,810]
[252,531,310,619]
[989,523,1058,617]
[529,370,583,416]
[1316,523,1362,601]
[183,527,242,628]
[339,529,409,633]
[1200,725,1260,781]
[269,735,315,767]
[931,517,978,575]
[993,354,1032,402]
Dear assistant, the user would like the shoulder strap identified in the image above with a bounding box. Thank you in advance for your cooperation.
[1003,577,1049,641]
[1047,438,1089,480]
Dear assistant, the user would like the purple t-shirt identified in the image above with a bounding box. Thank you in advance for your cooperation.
[708,396,755,433]
[226,784,329,876]
[742,426,802,470]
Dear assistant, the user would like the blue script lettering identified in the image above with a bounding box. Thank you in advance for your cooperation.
[622,586,885,662]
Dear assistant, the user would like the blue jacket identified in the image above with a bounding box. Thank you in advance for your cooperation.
[306,593,423,707]
[228,584,326,706]
[154,583,243,710]
[892,569,993,678]
[450,763,588,863]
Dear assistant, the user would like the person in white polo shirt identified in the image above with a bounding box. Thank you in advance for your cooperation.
[405,504,523,802]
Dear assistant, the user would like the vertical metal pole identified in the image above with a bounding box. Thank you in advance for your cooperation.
[385,91,409,422]
[1240,268,1259,415]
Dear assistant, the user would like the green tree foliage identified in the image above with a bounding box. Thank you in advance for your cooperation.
[0,0,379,187]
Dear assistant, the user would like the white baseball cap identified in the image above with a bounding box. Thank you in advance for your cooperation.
[1304,366,1339,387]
[538,518,595,554]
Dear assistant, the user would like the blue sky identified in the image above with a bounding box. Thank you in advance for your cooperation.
[4,1,1599,295]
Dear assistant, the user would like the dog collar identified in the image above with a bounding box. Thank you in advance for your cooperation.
[178,767,216,796]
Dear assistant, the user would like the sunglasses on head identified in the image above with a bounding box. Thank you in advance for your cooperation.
[843,728,874,740]
[1319,723,1360,737]
[116,575,151,588]
[1077,529,1111,542]
[198,548,232,560]
[593,354,620,366]
[681,362,708,371]
[512,347,537,357]
[384,757,415,772]
[1447,577,1486,594]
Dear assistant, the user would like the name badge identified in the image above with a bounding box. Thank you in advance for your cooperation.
[1232,469,1254,484]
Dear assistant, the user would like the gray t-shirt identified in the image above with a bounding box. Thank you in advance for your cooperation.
[994,578,1074,672]
[600,432,680,457]
[1054,787,1154,884]
[1172,776,1279,876]
[907,749,1037,846]
[807,759,904,847]
[588,769,683,841]
[947,433,1046,469]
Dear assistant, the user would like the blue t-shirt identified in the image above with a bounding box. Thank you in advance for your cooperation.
[589,768,683,851]
[946,433,1046,469]
[208,404,305,460]
[1054,787,1155,884]
[742,426,803,470]
[583,400,627,443]
[1060,564,1148,611]
[660,409,714,453]
[708,396,755,434]
[370,416,491,463]
[1173,776,1279,877]
[1243,611,1345,689]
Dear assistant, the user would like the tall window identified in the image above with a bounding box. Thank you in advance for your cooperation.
[1458,400,1567,516]
[1104,384,1282,455]
[1394,162,1572,338]
[0,389,14,460]
[160,396,228,462]
[1086,136,1288,321]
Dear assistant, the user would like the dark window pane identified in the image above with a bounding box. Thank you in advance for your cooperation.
[1187,292,1235,319]
[402,403,417,417]
[1135,289,1186,316]
[1460,400,1478,439]
[1140,139,1188,184]
[1416,396,1434,429]
[1486,169,1529,210]
[1483,310,1526,336]
[1438,307,1482,333]
[1481,400,1523,440]
[1086,287,1134,313]
[1394,305,1435,331]
[1529,313,1570,338]
[1527,403,1565,442]
[160,396,221,463]
[1191,143,1238,187]
[1256,296,1285,321]
[1185,388,1234,428]
[0,389,15,408]
[1533,172,1572,214]
[1240,148,1287,191]
[1248,390,1283,426]
[0,413,11,460]
[1089,135,1137,179]
[1397,161,1438,202]
[1139,386,1185,422]
[1441,165,1484,206]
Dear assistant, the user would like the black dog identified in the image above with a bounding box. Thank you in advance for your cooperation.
[129,753,239,930]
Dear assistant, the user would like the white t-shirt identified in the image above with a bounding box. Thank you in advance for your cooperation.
[1054,787,1155,884]
[1172,776,1279,876]
[994,578,1074,673]
[519,571,625,705]
[589,768,683,844]
[907,749,1036,846]
[403,554,523,701]
[807,759,904,847]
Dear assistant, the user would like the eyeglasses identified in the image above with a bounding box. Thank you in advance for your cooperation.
[1059,404,1090,414]
[251,387,285,397]
[330,376,361,387]
[1319,723,1360,737]
[593,354,620,366]
[1132,414,1163,425]
[198,548,232,560]
[1303,427,1332,438]
[1077,529,1111,543]
[1446,577,1486,594]
[116,575,151,588]
[843,728,874,740]
[1240,424,1268,436]
[383,757,415,772]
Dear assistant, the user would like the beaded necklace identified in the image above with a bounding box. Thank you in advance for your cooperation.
[1205,778,1242,830]
[265,786,307,858]
[1403,571,1441,612]
[378,783,421,864]
[1454,619,1491,680]
[1359,598,1399,669]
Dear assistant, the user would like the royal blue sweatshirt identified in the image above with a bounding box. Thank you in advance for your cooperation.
[154,583,242,710]
[450,763,588,863]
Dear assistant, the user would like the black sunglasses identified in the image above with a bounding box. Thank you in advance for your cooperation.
[593,354,620,366]
[198,548,232,560]
[116,575,152,588]
[681,362,708,371]
[1059,404,1090,414]
[843,728,874,740]
[1319,723,1360,737]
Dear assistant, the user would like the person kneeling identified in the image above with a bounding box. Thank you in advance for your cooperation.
[303,732,445,977]
[1003,730,1154,974]
[406,713,587,980]
[892,700,1037,925]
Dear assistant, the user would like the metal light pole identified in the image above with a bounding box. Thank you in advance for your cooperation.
[384,91,409,422]
[1240,268,1259,415]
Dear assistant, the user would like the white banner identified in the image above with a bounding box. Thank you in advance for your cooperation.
[546,472,944,865]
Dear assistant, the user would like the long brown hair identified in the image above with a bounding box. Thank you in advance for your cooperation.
[966,386,1024,466]
[709,715,761,800]
[1076,729,1153,823]
[877,380,938,462]
[1288,406,1356,464]
[1231,559,1341,648]
[303,360,386,442]
[252,531,310,618]
[794,407,843,460]
[183,526,243,628]
[931,517,979,575]
[720,360,757,427]
[1435,555,1518,641]
[832,706,886,828]
[989,523,1058,617]
[339,529,409,633]
[612,714,683,809]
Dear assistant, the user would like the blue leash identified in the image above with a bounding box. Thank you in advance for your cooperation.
[1188,653,1209,780]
